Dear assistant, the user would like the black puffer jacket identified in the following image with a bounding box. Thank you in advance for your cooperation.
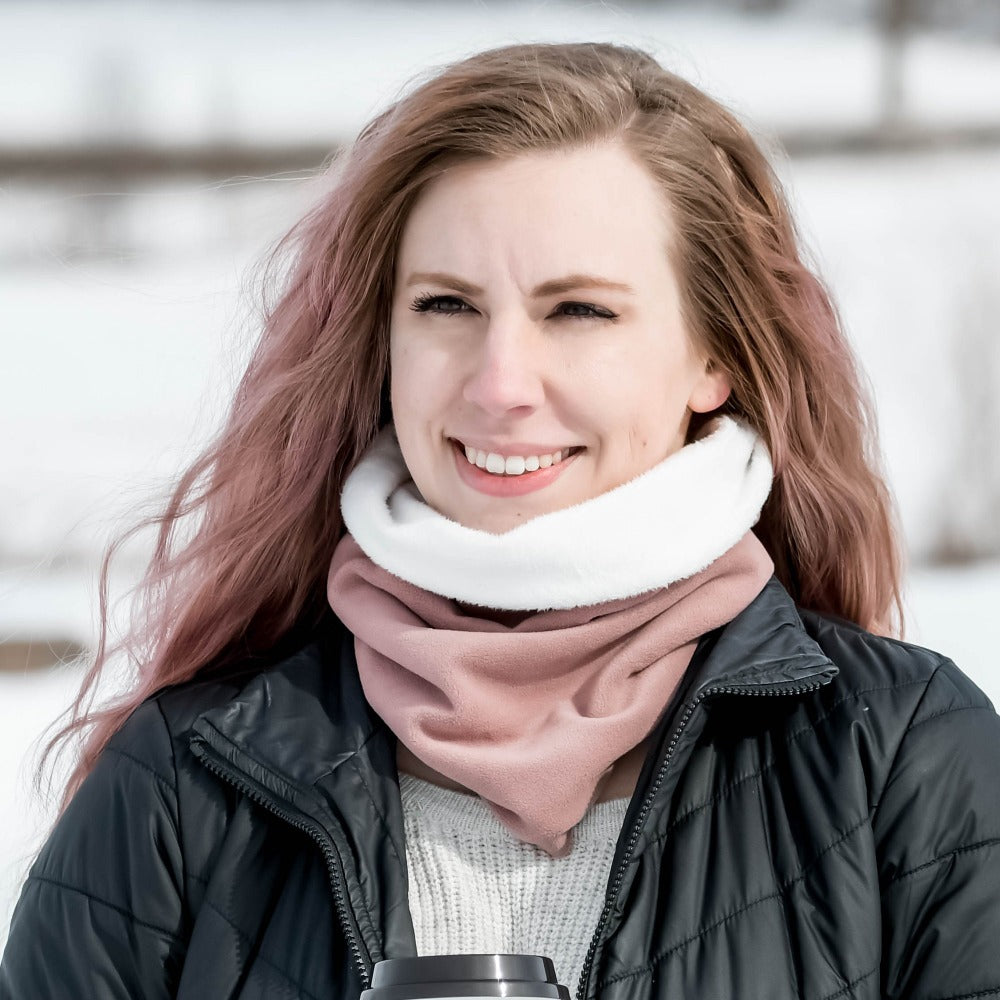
[3,576,999,1000]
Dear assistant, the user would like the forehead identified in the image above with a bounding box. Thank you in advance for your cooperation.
[395,143,676,283]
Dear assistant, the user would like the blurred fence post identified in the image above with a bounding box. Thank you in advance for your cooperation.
[879,0,913,129]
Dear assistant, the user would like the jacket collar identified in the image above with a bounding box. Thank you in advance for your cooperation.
[686,575,838,696]
[191,623,382,799]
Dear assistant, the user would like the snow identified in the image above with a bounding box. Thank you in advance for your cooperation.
[0,258,252,571]
[779,148,1000,558]
[906,562,1000,680]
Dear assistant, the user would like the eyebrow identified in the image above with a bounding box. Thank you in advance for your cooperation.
[403,271,635,297]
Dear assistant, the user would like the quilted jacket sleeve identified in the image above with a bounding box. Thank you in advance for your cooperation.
[0,699,186,999]
[874,657,1000,1000]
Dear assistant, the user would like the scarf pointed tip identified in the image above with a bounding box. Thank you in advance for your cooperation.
[536,828,574,859]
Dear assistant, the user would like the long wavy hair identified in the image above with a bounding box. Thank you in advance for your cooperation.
[51,41,904,806]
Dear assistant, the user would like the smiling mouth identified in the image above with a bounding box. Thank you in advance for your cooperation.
[451,439,584,477]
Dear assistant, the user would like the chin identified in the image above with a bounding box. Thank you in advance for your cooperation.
[459,513,519,535]
[476,499,583,534]
[445,507,526,534]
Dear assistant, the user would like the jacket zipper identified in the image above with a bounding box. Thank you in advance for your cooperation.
[193,742,373,990]
[574,676,826,1000]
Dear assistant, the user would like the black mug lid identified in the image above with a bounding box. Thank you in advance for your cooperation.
[363,954,570,1000]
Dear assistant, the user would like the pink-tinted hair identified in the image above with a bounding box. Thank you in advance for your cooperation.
[51,41,904,805]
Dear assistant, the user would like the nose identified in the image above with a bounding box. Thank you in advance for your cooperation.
[462,316,546,417]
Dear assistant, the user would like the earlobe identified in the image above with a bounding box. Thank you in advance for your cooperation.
[688,365,732,414]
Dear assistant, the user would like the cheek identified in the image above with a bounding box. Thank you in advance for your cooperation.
[388,357,421,451]
[389,336,426,411]
[389,338,457,460]
[590,362,696,456]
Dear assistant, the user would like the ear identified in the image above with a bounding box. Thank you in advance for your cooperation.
[687,359,731,414]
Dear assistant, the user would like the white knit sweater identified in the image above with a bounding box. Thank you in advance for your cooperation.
[399,773,630,994]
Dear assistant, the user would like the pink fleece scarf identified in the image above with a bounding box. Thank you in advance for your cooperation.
[327,529,773,856]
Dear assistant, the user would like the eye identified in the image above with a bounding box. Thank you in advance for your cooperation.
[554,301,618,321]
[409,293,472,315]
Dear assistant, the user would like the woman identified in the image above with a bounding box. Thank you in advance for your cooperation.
[2,41,998,1000]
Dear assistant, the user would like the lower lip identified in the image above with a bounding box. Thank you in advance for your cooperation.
[451,439,582,497]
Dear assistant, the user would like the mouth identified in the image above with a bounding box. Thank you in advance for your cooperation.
[450,438,584,477]
[449,437,584,498]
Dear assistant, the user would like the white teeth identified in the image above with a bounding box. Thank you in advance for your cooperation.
[460,442,575,476]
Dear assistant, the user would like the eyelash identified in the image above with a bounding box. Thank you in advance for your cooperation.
[409,293,618,322]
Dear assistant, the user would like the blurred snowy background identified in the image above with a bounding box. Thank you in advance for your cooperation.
[2,0,999,949]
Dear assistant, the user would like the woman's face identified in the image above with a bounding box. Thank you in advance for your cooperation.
[389,142,730,534]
